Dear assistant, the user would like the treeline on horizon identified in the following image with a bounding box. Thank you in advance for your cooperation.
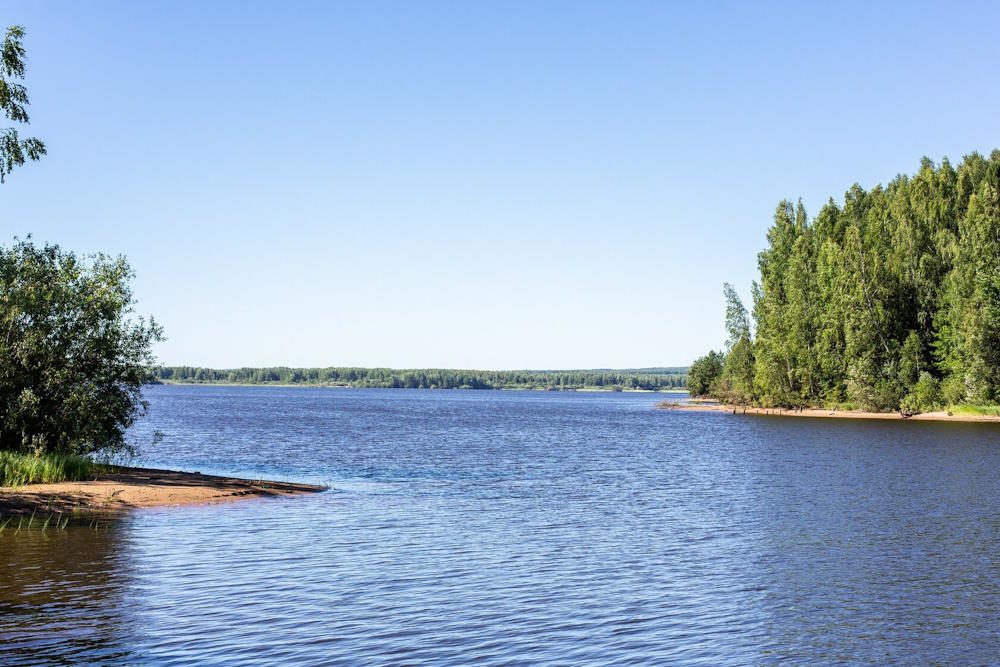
[690,151,1000,414]
[154,366,689,391]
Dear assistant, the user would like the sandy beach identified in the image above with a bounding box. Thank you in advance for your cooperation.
[0,467,326,517]
[660,401,1000,423]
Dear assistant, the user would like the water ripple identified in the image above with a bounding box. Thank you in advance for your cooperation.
[3,387,1000,664]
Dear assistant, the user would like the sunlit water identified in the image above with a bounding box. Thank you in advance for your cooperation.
[3,386,1000,665]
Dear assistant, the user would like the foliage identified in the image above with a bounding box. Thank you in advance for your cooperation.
[686,352,723,397]
[0,450,95,486]
[154,366,688,391]
[901,372,943,415]
[697,152,1000,413]
[0,238,163,456]
[0,25,45,183]
[718,284,754,404]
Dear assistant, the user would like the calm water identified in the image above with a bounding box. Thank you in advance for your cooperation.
[3,386,1000,665]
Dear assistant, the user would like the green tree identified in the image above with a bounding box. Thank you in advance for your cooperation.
[901,371,942,415]
[688,351,724,397]
[936,153,1000,403]
[0,239,163,456]
[752,201,799,406]
[1,26,45,182]
[718,283,754,404]
[693,151,1000,414]
[898,330,923,388]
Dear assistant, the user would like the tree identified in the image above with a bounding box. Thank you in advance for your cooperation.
[0,239,163,456]
[688,351,724,397]
[692,151,1000,413]
[935,154,1000,404]
[1,26,45,183]
[752,201,799,406]
[723,283,750,347]
[719,283,755,404]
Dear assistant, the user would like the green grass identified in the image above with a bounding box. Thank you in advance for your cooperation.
[0,451,97,487]
[950,404,1000,417]
[0,512,73,533]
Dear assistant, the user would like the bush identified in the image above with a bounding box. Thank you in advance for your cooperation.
[900,372,944,414]
[914,372,943,411]
[0,239,162,457]
[941,374,966,406]
[688,351,724,397]
[848,370,904,412]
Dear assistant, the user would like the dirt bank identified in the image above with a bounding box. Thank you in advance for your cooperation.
[0,466,326,517]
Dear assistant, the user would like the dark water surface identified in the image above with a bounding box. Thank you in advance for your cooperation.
[3,386,1000,665]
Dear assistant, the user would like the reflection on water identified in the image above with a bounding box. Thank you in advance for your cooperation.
[3,386,1000,665]
[0,525,135,665]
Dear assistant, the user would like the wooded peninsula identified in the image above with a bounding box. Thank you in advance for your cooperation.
[690,152,1000,417]
[154,367,689,392]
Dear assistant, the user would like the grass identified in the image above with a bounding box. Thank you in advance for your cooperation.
[820,401,861,412]
[950,404,1000,417]
[0,451,97,487]
[0,511,74,534]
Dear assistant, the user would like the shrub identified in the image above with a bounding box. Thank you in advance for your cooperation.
[900,372,944,414]
[914,372,943,411]
[941,374,966,406]
[688,351,724,397]
[0,239,162,457]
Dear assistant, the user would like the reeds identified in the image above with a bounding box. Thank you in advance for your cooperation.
[0,512,74,534]
[0,451,96,487]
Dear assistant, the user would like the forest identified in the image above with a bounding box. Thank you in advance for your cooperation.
[691,152,1000,414]
[154,367,688,391]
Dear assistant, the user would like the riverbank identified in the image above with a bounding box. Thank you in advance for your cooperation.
[659,401,1000,423]
[0,466,326,517]
[157,381,688,393]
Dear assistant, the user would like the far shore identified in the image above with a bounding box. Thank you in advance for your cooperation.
[659,400,1000,423]
[154,381,688,393]
[0,467,326,518]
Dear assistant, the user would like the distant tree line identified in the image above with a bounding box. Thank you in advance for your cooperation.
[154,367,689,391]
[691,152,1000,414]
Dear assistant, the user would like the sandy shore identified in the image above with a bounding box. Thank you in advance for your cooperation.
[0,467,326,517]
[659,401,1000,423]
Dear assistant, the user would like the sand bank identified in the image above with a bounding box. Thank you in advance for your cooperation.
[659,401,1000,423]
[0,466,326,517]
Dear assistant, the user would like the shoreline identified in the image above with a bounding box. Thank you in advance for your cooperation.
[0,466,327,518]
[154,381,688,393]
[659,401,1000,423]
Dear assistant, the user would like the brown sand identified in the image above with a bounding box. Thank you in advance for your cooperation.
[659,401,1000,423]
[0,467,326,517]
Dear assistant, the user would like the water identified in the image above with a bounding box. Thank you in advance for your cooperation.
[3,385,1000,665]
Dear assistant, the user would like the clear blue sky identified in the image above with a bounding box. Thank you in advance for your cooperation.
[2,1,999,369]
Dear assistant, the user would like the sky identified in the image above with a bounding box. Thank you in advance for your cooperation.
[2,1,999,369]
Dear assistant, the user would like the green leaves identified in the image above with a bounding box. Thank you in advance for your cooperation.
[688,351,724,397]
[0,25,45,183]
[0,25,25,79]
[696,151,1000,413]
[723,283,750,351]
[0,239,164,456]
